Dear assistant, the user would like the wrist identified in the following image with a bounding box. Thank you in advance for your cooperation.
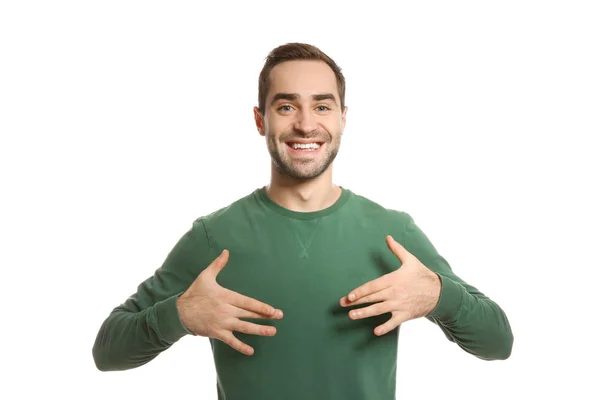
[150,293,192,343]
[176,294,195,335]
[426,274,465,322]
[426,270,442,315]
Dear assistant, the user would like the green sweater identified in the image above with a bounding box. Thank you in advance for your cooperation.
[93,187,513,399]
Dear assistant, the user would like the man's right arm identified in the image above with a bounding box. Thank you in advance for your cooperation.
[92,218,212,371]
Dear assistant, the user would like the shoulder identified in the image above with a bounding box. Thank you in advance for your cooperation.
[347,191,430,252]
[191,189,262,237]
[343,189,417,241]
[347,189,412,228]
[159,190,261,274]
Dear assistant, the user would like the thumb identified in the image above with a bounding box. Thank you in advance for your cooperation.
[386,235,410,263]
[207,249,230,278]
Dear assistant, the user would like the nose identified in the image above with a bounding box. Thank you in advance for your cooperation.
[293,108,318,135]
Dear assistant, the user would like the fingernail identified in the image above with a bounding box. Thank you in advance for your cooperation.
[276,310,283,318]
[348,293,356,301]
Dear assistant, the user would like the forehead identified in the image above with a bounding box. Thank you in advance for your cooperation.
[267,60,339,101]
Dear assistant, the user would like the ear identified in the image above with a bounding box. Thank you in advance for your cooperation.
[341,106,348,133]
[253,107,265,136]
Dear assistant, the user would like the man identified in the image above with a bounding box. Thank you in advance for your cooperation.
[93,42,513,399]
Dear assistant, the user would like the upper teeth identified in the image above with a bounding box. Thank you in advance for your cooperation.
[292,143,321,149]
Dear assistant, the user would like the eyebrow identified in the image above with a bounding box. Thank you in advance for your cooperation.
[270,92,338,106]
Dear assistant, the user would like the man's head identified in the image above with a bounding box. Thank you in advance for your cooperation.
[254,43,347,181]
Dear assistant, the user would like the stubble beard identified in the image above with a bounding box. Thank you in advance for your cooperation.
[266,131,341,181]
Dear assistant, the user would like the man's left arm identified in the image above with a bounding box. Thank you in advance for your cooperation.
[401,212,514,361]
[341,211,513,361]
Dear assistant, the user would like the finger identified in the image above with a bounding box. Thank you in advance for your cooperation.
[386,235,411,263]
[340,287,391,307]
[227,290,278,317]
[374,312,406,336]
[232,320,277,337]
[349,301,395,320]
[346,275,392,303]
[235,307,284,320]
[205,249,230,279]
[219,331,255,356]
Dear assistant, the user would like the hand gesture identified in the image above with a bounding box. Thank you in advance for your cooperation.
[177,249,283,355]
[340,235,441,336]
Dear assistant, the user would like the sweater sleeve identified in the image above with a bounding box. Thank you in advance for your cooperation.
[92,218,212,371]
[400,212,513,361]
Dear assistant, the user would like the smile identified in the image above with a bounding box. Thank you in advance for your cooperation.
[285,142,323,151]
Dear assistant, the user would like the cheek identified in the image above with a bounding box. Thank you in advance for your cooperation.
[264,117,282,134]
[323,118,343,137]
[324,114,343,128]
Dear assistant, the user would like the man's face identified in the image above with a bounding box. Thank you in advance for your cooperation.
[254,60,347,181]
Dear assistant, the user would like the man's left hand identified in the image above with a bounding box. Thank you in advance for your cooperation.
[340,235,442,336]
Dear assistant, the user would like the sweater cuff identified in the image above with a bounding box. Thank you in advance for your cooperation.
[428,274,465,323]
[152,293,194,343]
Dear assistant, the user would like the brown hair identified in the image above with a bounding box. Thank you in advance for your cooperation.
[257,42,346,114]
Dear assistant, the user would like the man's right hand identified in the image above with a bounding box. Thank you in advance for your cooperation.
[177,249,283,356]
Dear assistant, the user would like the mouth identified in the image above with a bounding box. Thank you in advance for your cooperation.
[285,141,324,152]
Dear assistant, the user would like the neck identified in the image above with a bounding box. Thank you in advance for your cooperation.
[266,165,341,212]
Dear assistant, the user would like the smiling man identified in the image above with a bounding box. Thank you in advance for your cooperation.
[262,60,344,183]
[93,43,513,400]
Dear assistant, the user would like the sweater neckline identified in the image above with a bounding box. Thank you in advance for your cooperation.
[255,186,351,220]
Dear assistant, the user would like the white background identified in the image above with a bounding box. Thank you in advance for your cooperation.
[1,1,599,399]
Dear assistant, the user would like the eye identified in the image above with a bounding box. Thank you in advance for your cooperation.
[277,105,294,112]
[316,105,331,112]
